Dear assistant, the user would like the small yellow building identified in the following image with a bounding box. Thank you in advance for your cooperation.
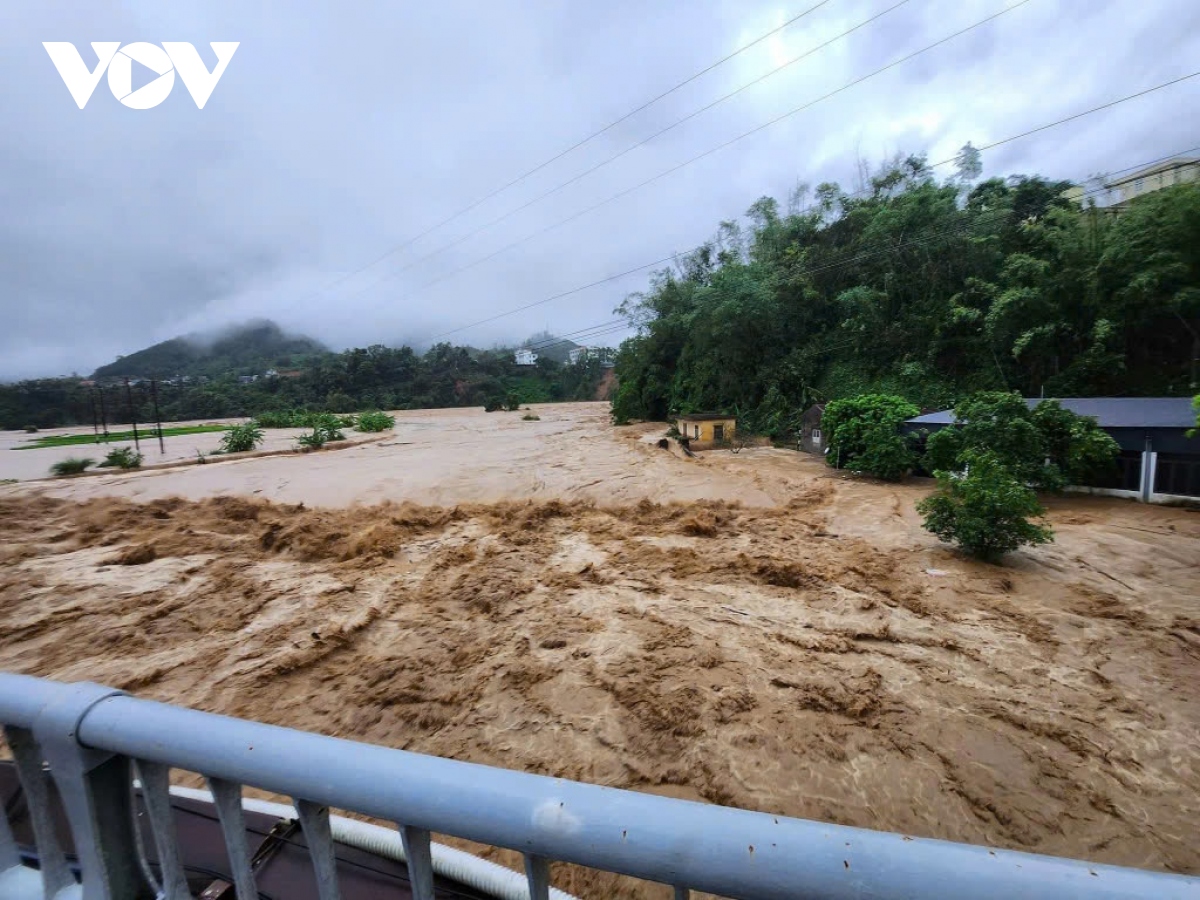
[1104,156,1198,205]
[676,413,736,449]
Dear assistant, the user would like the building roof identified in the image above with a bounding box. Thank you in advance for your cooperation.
[1104,156,1198,188]
[676,412,736,422]
[906,397,1198,430]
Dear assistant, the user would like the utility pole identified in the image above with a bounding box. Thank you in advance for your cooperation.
[124,378,140,452]
[90,390,100,444]
[150,379,165,454]
[98,386,110,441]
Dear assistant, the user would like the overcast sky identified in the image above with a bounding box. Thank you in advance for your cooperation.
[1,0,1197,379]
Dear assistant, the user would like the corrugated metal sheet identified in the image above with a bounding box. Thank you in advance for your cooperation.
[906,397,1197,429]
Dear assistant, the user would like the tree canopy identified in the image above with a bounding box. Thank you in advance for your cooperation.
[1,338,615,429]
[612,157,1200,429]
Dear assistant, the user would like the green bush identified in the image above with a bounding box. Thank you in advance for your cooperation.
[336,414,358,429]
[23,425,38,433]
[297,414,345,450]
[504,394,521,412]
[255,409,304,428]
[312,414,345,442]
[1031,400,1120,485]
[917,450,1054,562]
[99,446,143,469]
[356,411,395,432]
[220,421,264,454]
[522,413,540,421]
[922,393,1119,490]
[297,430,326,450]
[483,396,504,412]
[51,457,95,476]
[948,392,1058,489]
[923,426,963,474]
[823,394,919,481]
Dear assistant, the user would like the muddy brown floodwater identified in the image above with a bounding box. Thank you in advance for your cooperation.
[0,402,1197,899]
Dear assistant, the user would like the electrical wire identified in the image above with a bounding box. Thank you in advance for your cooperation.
[258,0,838,310]
[343,0,1037,311]
[423,73,1200,341]
[349,0,913,291]
[494,143,1200,357]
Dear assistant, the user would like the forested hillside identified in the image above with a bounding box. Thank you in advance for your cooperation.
[611,156,1200,433]
[92,320,327,379]
[0,341,614,429]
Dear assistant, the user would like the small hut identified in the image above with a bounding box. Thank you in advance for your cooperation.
[799,404,826,454]
[675,413,736,450]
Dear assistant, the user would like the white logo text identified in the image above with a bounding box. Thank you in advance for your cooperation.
[43,42,239,109]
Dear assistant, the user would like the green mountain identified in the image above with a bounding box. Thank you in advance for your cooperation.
[92,320,328,379]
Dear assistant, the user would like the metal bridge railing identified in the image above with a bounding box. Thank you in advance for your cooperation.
[1,672,1196,899]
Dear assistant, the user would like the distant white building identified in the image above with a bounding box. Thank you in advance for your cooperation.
[514,348,538,366]
[1065,155,1200,210]
[568,346,589,364]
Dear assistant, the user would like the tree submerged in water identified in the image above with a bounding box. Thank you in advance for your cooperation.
[917,450,1053,562]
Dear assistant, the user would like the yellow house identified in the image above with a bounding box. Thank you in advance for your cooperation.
[1102,156,1199,207]
[676,413,736,449]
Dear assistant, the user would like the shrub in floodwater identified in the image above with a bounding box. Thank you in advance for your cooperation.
[917,450,1053,562]
[99,446,143,469]
[356,411,395,432]
[219,422,264,454]
[50,457,95,476]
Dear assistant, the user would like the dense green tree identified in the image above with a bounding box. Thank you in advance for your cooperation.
[922,392,1119,491]
[927,392,1055,488]
[1,335,615,429]
[1030,400,1120,485]
[917,450,1054,562]
[822,394,919,480]
[611,161,1199,428]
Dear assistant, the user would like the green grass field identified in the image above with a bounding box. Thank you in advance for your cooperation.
[16,424,229,449]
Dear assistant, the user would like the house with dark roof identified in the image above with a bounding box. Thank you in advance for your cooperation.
[902,397,1199,503]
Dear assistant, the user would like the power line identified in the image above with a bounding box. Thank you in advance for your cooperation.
[431,255,676,339]
[353,0,912,291]
[353,0,1037,312]
[480,143,1200,357]
[517,328,631,361]
[424,70,1200,340]
[280,0,837,309]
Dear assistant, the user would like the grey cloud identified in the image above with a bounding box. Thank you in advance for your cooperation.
[1,0,1196,379]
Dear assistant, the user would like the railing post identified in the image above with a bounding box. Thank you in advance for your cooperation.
[30,683,150,900]
[524,854,551,900]
[206,778,258,900]
[0,770,43,899]
[134,761,192,900]
[398,826,435,900]
[294,800,340,900]
[3,725,74,898]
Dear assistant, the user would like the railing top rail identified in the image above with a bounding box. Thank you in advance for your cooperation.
[3,673,1197,900]
[0,673,72,729]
